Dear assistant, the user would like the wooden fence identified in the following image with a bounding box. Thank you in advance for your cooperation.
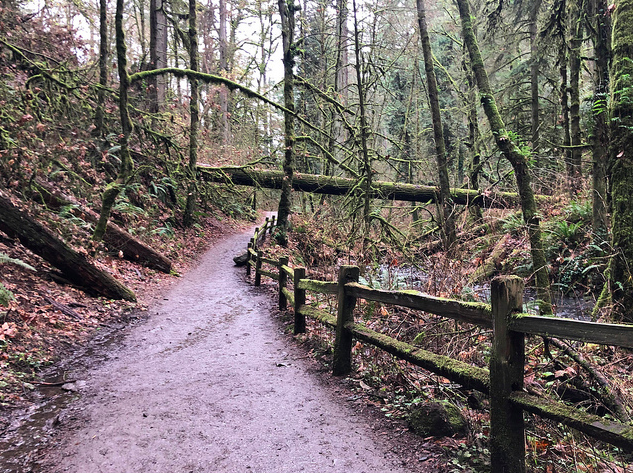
[245,219,633,473]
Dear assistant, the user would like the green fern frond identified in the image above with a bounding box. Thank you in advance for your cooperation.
[0,282,15,307]
[0,252,36,271]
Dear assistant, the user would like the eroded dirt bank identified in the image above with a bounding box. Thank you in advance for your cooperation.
[3,224,437,473]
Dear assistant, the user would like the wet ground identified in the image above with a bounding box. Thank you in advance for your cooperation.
[0,222,437,473]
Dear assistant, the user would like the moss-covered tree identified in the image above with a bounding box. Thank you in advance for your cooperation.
[416,0,456,249]
[183,0,200,227]
[606,0,633,321]
[456,0,553,315]
[276,0,297,244]
[588,0,611,239]
[93,0,108,136]
[93,0,135,241]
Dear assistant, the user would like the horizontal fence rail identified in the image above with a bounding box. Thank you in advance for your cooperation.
[242,222,633,472]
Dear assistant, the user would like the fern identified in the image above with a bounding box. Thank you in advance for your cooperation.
[0,252,36,306]
[0,282,14,307]
[0,253,36,271]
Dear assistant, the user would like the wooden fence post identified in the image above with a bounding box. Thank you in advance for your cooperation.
[254,250,263,286]
[246,240,253,277]
[293,267,306,334]
[269,215,276,233]
[333,265,360,376]
[253,227,260,249]
[278,256,289,310]
[490,276,525,473]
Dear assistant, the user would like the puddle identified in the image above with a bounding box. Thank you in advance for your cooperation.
[0,388,76,473]
[0,313,142,473]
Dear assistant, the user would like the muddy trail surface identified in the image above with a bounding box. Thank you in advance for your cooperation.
[1,222,439,473]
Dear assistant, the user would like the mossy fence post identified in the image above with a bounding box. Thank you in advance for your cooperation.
[490,275,525,473]
[278,256,289,310]
[333,265,360,376]
[254,250,263,286]
[269,215,276,233]
[293,266,306,334]
[246,240,253,277]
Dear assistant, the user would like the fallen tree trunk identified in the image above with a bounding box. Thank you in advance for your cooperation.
[0,192,136,301]
[198,166,549,209]
[30,180,173,273]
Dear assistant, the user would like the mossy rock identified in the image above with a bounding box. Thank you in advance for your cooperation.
[408,402,468,438]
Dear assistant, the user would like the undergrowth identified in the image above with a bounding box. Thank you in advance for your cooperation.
[255,201,633,472]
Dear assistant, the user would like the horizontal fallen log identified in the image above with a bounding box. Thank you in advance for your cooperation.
[198,166,547,209]
[0,192,136,301]
[31,180,173,273]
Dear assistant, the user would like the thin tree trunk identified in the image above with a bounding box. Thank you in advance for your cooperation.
[149,0,168,112]
[219,0,230,145]
[94,0,135,242]
[183,0,200,227]
[332,0,349,167]
[569,0,584,192]
[464,44,483,223]
[93,0,108,136]
[589,0,610,238]
[530,0,543,162]
[560,44,572,182]
[456,0,552,315]
[276,0,296,244]
[352,0,372,235]
[416,0,456,249]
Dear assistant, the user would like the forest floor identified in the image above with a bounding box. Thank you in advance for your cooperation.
[0,215,450,473]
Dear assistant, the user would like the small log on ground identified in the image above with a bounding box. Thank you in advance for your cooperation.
[31,180,172,273]
[0,192,136,301]
[468,234,511,284]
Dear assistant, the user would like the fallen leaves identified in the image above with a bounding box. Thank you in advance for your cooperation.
[0,322,17,341]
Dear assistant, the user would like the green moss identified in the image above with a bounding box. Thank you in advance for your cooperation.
[408,402,468,437]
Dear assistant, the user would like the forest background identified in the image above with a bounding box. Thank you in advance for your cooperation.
[1,0,633,470]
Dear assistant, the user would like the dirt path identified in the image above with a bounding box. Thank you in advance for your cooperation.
[4,223,437,473]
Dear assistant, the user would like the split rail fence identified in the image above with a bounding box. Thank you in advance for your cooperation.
[245,218,633,473]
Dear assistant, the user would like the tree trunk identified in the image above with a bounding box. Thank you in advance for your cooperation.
[588,0,610,238]
[218,0,230,145]
[352,0,373,236]
[93,0,108,136]
[197,166,550,209]
[569,0,584,193]
[93,0,135,242]
[456,0,552,315]
[31,180,173,273]
[416,0,456,249]
[560,43,572,183]
[0,192,135,301]
[530,0,543,161]
[276,0,296,243]
[149,0,168,112]
[606,0,633,321]
[464,44,483,223]
[183,0,200,227]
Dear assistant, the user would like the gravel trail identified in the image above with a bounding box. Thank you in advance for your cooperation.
[26,223,428,473]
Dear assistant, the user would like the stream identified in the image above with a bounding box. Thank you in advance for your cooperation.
[364,264,593,320]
